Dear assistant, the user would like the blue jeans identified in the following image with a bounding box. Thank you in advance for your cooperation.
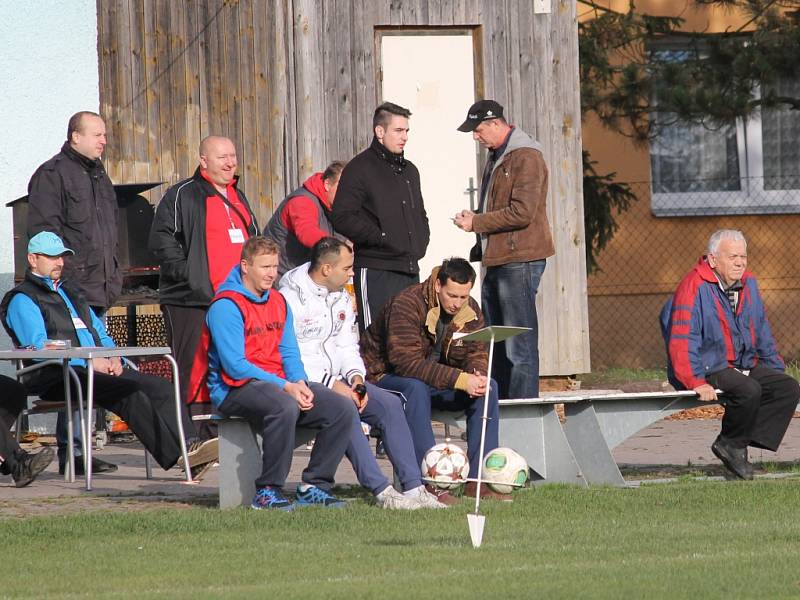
[481,260,546,399]
[377,374,500,478]
[345,382,423,494]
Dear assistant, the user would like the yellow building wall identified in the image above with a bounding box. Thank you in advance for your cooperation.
[581,1,800,368]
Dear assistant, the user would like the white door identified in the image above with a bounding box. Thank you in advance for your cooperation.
[380,33,480,296]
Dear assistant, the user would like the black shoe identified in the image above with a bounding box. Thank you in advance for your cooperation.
[375,438,387,459]
[12,447,55,488]
[711,438,753,480]
[58,456,118,476]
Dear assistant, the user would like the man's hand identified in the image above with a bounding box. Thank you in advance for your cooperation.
[453,210,475,232]
[285,381,314,411]
[465,372,488,397]
[351,378,368,413]
[332,378,368,413]
[90,357,117,375]
[332,379,354,400]
[693,383,718,402]
[108,356,123,376]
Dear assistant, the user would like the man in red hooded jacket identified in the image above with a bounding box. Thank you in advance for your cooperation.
[265,161,347,281]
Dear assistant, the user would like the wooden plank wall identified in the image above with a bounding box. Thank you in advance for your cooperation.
[97,0,589,375]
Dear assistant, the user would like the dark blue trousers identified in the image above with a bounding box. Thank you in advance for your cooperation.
[377,374,500,478]
[345,382,423,494]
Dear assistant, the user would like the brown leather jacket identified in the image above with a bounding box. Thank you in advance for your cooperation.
[359,269,488,391]
[472,128,555,267]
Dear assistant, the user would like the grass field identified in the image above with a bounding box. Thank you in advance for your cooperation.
[4,479,800,599]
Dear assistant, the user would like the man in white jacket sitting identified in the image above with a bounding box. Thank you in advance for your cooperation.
[280,237,444,509]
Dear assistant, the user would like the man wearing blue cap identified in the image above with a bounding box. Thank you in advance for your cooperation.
[27,111,123,474]
[0,232,215,477]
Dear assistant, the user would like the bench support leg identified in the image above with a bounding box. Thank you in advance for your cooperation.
[218,419,263,509]
[563,401,626,486]
[218,419,318,508]
[500,404,587,487]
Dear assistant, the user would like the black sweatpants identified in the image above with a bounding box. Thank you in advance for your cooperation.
[0,375,27,474]
[353,267,418,334]
[37,367,184,470]
[162,304,216,441]
[706,365,799,451]
[218,381,358,490]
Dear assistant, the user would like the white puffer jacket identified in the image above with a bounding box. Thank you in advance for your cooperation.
[278,262,365,387]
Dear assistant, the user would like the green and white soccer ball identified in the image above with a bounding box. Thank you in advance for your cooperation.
[482,447,529,494]
[421,442,470,490]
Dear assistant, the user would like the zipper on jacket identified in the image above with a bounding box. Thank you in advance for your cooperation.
[405,179,418,272]
[319,299,337,376]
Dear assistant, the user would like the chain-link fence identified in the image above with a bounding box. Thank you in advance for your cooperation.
[587,177,800,370]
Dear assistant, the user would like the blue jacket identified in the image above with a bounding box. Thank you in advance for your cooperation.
[660,256,783,390]
[206,265,307,407]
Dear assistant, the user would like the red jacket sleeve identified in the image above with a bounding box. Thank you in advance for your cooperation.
[282,196,329,248]
[667,278,707,390]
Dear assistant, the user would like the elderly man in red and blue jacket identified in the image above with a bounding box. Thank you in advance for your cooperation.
[660,229,799,480]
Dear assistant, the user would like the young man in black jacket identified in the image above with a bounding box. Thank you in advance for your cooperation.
[332,102,430,333]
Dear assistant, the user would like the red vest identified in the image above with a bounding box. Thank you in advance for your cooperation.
[187,288,287,403]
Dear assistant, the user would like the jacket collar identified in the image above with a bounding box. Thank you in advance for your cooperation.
[369,136,406,174]
[281,262,334,305]
[421,268,478,336]
[26,269,61,292]
[693,255,751,287]
[61,141,103,173]
[193,166,240,192]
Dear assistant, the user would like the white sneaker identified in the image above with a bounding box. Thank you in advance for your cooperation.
[405,485,448,509]
[375,486,421,510]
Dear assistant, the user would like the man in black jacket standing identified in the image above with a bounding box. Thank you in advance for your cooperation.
[26,111,122,474]
[27,111,122,313]
[332,102,430,333]
[149,136,259,446]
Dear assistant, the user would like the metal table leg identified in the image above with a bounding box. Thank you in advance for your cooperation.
[164,354,192,483]
[85,360,95,491]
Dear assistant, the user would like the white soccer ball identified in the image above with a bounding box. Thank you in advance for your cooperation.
[421,443,470,490]
[482,447,529,494]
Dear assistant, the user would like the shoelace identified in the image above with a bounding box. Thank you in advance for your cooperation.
[257,488,285,505]
[301,487,335,504]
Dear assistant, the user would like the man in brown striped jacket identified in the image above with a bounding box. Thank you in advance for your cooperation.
[360,258,505,503]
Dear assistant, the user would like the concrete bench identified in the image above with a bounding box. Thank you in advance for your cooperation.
[207,389,710,507]
[210,417,317,509]
[435,390,712,488]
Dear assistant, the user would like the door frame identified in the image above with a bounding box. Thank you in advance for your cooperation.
[374,26,485,107]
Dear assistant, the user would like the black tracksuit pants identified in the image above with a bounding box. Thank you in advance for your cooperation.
[37,367,184,470]
[706,365,799,451]
[353,267,418,334]
[162,304,217,441]
[0,375,27,474]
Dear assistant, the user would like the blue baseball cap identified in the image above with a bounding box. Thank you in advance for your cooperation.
[27,231,74,256]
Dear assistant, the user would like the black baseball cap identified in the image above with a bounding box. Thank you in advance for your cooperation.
[457,100,505,132]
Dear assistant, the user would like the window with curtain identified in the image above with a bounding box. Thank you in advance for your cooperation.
[648,47,800,216]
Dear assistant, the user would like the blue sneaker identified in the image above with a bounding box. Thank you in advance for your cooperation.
[294,485,347,508]
[251,486,294,511]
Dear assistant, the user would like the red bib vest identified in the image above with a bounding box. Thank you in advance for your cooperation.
[187,288,287,403]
